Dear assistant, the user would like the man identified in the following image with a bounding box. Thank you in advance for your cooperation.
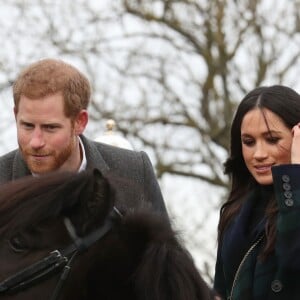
[0,58,168,214]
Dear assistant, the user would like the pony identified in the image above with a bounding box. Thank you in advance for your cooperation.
[0,168,212,300]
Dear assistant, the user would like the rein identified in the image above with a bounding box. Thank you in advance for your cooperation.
[0,206,122,300]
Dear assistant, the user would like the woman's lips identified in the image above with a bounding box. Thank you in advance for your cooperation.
[254,164,273,173]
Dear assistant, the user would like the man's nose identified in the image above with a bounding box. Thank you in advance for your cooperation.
[29,128,45,148]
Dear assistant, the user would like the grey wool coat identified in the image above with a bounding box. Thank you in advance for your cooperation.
[0,135,168,215]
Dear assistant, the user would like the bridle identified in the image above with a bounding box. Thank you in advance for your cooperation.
[0,206,122,300]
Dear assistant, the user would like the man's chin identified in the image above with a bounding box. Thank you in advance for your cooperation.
[26,162,55,175]
[29,168,53,175]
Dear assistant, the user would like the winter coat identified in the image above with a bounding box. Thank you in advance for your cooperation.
[214,164,300,300]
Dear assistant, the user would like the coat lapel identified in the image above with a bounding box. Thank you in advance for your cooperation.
[80,135,110,175]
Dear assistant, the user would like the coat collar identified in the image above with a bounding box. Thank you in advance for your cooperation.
[79,135,109,175]
[221,187,267,286]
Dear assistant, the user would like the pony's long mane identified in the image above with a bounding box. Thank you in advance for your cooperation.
[0,169,111,237]
[118,210,211,300]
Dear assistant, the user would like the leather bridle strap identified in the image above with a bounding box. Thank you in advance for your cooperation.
[49,250,78,300]
[0,250,68,293]
[50,206,123,300]
[62,206,123,256]
[0,206,122,298]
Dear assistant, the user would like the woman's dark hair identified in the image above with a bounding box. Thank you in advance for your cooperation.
[218,85,300,257]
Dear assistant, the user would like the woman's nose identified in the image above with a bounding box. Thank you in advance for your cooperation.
[253,143,268,160]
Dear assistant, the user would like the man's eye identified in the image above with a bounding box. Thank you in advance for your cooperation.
[8,235,28,253]
[45,125,58,131]
[22,123,34,129]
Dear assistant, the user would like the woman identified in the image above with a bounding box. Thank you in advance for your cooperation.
[214,85,300,300]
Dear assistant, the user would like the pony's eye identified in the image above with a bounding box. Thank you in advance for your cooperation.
[8,235,28,253]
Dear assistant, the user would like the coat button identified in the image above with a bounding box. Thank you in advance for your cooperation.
[283,183,291,191]
[282,175,290,183]
[285,198,294,207]
[284,191,293,198]
[271,280,283,292]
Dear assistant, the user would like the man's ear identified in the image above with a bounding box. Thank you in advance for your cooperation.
[74,110,88,135]
[13,107,17,120]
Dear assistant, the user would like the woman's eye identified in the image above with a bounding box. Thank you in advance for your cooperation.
[242,138,254,146]
[8,235,28,253]
[267,137,280,144]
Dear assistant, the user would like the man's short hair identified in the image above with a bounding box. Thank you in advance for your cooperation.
[13,58,91,119]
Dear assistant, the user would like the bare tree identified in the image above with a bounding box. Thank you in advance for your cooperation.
[0,0,300,282]
[112,0,300,184]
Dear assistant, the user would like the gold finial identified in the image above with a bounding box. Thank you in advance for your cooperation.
[106,119,116,132]
[95,119,133,150]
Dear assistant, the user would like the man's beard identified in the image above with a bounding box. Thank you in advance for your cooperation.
[20,139,74,174]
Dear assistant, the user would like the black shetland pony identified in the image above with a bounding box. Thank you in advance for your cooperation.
[0,169,212,300]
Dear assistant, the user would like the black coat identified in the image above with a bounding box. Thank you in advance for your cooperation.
[214,164,300,300]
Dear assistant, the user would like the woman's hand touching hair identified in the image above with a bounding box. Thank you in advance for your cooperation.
[291,123,300,163]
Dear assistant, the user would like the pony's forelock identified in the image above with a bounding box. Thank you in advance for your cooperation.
[0,170,106,237]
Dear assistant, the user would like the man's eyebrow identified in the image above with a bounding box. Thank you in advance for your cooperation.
[19,119,62,127]
[41,123,62,127]
[19,119,32,124]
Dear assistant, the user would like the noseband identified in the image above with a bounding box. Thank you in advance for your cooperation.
[0,206,122,300]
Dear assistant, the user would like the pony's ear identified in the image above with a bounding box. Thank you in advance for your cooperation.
[66,169,113,235]
[89,168,113,215]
